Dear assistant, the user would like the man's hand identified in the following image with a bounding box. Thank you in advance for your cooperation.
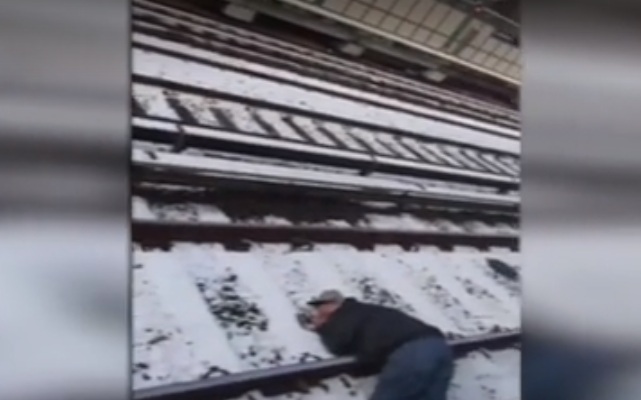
[296,308,328,331]
[296,310,316,331]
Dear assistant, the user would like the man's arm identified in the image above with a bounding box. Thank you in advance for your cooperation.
[316,319,355,356]
[296,300,367,356]
[297,312,352,354]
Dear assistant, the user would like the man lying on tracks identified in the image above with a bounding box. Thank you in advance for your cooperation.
[297,290,453,400]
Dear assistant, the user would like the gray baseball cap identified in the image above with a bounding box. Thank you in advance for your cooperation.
[307,289,345,306]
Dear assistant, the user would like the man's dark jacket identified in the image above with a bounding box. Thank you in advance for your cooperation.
[316,298,445,368]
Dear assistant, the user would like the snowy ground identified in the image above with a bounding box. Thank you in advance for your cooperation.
[133,0,519,127]
[131,38,520,155]
[133,197,520,398]
[133,244,520,399]
[132,1,520,138]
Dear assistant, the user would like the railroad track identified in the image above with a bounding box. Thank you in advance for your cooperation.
[133,181,518,250]
[132,7,522,193]
[132,175,520,398]
[133,216,520,399]
[132,77,520,192]
[132,160,518,214]
[132,0,521,135]
[132,0,519,129]
[135,331,520,400]
[133,228,520,399]
[132,142,519,208]
[132,2,521,399]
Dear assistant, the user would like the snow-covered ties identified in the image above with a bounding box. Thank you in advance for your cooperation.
[133,241,520,398]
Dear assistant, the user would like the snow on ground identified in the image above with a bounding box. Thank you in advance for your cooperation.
[450,349,520,400]
[133,244,520,398]
[137,198,231,223]
[132,27,519,142]
[133,192,520,397]
[133,0,518,125]
[132,44,520,154]
[133,252,244,388]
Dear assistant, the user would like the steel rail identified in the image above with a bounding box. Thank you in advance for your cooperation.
[135,0,519,120]
[134,330,520,400]
[132,121,519,191]
[131,180,519,220]
[132,25,519,140]
[131,161,519,214]
[132,8,519,131]
[132,167,519,215]
[132,220,519,251]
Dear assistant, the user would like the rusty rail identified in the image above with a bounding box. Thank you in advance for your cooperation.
[132,220,518,251]
[135,330,519,400]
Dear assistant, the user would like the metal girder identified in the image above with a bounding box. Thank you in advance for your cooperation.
[272,0,519,86]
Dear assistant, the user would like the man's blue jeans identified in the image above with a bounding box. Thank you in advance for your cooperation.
[370,336,454,400]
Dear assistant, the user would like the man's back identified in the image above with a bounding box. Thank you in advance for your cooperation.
[305,293,454,400]
[317,298,444,365]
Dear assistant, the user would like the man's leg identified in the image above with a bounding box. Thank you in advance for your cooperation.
[369,336,453,400]
[369,344,430,400]
[423,353,454,400]
[419,337,455,400]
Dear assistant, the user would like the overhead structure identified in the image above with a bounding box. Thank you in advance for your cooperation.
[222,0,519,81]
[284,0,519,81]
[217,0,520,104]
